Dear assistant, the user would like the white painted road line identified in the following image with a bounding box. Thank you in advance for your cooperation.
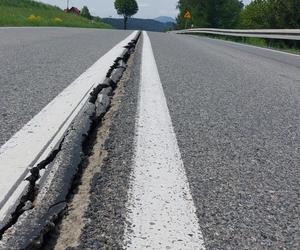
[124,31,205,249]
[0,31,138,226]
[189,34,300,57]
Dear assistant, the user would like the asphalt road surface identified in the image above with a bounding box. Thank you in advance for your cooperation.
[149,33,300,249]
[79,32,300,249]
[1,29,300,249]
[0,28,131,146]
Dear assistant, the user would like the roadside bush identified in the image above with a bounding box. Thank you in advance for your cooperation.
[53,17,63,23]
[27,14,41,22]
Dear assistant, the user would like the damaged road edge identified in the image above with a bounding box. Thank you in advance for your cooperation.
[0,31,141,250]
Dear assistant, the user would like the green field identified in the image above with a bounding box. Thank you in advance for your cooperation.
[0,0,111,28]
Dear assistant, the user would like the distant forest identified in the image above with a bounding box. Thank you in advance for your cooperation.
[177,0,300,29]
[103,18,175,32]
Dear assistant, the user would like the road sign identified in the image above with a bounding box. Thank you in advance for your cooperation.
[184,10,192,19]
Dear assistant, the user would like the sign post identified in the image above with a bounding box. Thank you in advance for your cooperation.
[184,10,192,29]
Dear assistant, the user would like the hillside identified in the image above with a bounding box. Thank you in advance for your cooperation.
[0,0,111,28]
[154,16,176,24]
[102,18,175,32]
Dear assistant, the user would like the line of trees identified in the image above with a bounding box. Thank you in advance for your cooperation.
[177,0,243,29]
[79,6,104,24]
[240,0,300,29]
[177,0,300,29]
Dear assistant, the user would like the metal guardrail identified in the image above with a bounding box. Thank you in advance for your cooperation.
[177,28,300,40]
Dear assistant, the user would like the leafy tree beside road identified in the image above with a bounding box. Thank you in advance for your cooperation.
[177,0,300,29]
[114,0,138,30]
[177,0,243,29]
[176,0,300,55]
[81,6,92,20]
[239,0,300,29]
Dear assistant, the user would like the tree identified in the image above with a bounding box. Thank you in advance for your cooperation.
[81,6,92,20]
[93,16,102,23]
[239,0,300,29]
[114,0,138,30]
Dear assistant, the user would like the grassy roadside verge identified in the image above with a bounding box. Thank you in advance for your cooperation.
[0,0,111,29]
[190,33,300,55]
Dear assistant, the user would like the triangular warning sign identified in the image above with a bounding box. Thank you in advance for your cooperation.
[184,11,192,19]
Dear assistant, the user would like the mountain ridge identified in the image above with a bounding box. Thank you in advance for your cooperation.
[154,16,176,23]
[102,18,175,32]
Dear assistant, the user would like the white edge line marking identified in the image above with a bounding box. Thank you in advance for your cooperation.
[0,31,138,223]
[124,31,205,249]
[188,34,300,57]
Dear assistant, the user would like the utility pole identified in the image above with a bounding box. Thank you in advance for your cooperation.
[67,0,69,10]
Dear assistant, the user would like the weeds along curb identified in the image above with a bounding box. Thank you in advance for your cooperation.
[0,31,141,250]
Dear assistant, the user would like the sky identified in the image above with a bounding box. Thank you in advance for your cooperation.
[38,0,252,19]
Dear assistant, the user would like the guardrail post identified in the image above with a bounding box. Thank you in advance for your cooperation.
[268,38,273,48]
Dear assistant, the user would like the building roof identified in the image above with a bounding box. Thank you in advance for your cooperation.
[64,7,80,15]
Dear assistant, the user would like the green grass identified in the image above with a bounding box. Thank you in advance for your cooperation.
[0,0,111,29]
[191,33,300,55]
